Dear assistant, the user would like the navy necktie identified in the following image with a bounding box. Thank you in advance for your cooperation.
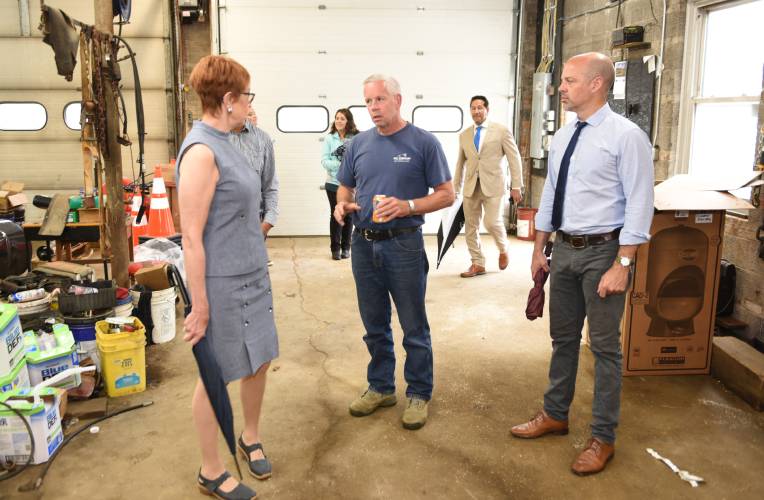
[551,121,588,231]
[474,125,483,152]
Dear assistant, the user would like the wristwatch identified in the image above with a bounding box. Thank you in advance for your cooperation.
[617,255,633,267]
[407,199,415,215]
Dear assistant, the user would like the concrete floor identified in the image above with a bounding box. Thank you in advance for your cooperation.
[4,237,764,499]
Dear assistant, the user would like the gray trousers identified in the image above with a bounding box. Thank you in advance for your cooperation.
[543,238,626,444]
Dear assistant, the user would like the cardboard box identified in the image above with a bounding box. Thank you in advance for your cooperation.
[621,172,762,376]
[77,207,101,223]
[0,180,27,211]
[135,263,171,291]
[160,163,176,185]
[0,388,65,464]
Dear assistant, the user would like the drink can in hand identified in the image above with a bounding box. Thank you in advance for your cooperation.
[372,194,387,223]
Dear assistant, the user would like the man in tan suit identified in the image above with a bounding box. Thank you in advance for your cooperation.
[453,95,523,277]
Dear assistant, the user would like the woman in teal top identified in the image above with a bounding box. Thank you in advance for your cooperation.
[321,108,359,260]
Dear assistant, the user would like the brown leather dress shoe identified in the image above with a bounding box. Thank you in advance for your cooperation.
[571,437,614,476]
[499,253,509,270]
[510,410,569,439]
[460,264,486,278]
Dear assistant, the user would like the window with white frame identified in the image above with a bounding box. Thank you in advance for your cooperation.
[63,102,82,130]
[276,105,329,133]
[678,0,764,201]
[0,102,47,131]
[348,105,374,132]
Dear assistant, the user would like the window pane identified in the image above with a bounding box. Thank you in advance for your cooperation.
[688,102,758,192]
[701,0,764,97]
[64,101,82,130]
[411,106,463,133]
[348,105,373,131]
[0,102,47,131]
[276,106,329,133]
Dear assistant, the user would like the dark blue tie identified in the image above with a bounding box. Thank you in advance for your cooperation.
[551,121,588,231]
[474,125,483,152]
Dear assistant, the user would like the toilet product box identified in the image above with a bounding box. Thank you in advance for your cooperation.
[0,357,30,393]
[0,304,25,377]
[0,387,64,464]
[23,324,81,390]
[621,172,762,376]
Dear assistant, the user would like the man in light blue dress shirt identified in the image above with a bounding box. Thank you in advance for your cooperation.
[510,53,654,476]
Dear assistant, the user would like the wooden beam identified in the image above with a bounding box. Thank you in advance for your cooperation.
[94,0,129,287]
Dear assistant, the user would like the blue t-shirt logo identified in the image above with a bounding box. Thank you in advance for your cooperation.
[393,153,411,163]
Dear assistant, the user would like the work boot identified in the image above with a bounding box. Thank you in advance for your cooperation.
[349,389,397,417]
[460,264,486,278]
[401,396,429,430]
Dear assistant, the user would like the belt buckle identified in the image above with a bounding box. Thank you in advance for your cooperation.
[362,229,374,241]
[569,235,587,249]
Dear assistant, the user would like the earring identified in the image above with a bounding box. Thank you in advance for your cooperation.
[227,106,233,113]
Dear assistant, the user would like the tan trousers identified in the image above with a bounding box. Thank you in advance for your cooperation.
[463,180,508,267]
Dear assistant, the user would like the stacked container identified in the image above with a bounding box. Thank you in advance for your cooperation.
[96,317,147,397]
[0,304,27,393]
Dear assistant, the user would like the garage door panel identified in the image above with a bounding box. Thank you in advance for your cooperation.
[224,9,511,54]
[0,139,170,190]
[25,0,165,38]
[241,54,509,103]
[0,38,167,91]
[227,0,511,9]
[220,0,514,235]
[0,89,168,141]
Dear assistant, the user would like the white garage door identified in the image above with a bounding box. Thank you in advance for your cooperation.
[0,0,173,220]
[213,0,517,235]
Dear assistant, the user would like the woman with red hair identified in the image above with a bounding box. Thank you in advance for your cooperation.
[177,55,277,500]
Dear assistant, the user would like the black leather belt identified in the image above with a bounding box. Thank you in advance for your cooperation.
[355,226,419,241]
[558,228,621,249]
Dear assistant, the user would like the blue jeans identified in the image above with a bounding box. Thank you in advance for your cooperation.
[543,239,626,444]
[351,228,433,400]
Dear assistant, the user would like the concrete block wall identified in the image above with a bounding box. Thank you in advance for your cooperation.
[516,0,764,344]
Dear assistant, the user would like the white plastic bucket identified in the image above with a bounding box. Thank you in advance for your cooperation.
[114,301,134,317]
[150,287,176,344]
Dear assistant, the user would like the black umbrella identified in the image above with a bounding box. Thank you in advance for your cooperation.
[436,197,465,269]
[167,265,243,479]
[526,241,553,321]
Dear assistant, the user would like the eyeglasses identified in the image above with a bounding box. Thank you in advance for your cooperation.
[242,92,256,104]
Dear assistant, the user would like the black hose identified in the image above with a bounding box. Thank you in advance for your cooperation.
[18,400,153,492]
[0,401,34,482]
[112,34,146,194]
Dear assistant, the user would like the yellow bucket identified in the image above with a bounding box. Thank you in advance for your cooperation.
[96,318,147,397]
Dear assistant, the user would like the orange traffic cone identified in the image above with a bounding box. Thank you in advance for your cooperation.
[130,189,148,247]
[146,165,176,238]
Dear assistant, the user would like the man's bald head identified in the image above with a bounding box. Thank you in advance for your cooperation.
[559,52,615,120]
[568,52,615,96]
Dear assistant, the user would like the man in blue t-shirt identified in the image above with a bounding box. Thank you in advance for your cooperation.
[335,74,454,430]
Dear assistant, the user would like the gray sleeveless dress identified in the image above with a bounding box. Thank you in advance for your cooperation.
[176,120,278,382]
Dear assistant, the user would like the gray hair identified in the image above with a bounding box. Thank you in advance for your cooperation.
[363,74,401,96]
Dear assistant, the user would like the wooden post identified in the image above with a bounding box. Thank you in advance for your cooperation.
[94,1,129,287]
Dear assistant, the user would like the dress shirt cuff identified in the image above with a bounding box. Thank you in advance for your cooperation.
[534,215,554,233]
[619,230,651,246]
